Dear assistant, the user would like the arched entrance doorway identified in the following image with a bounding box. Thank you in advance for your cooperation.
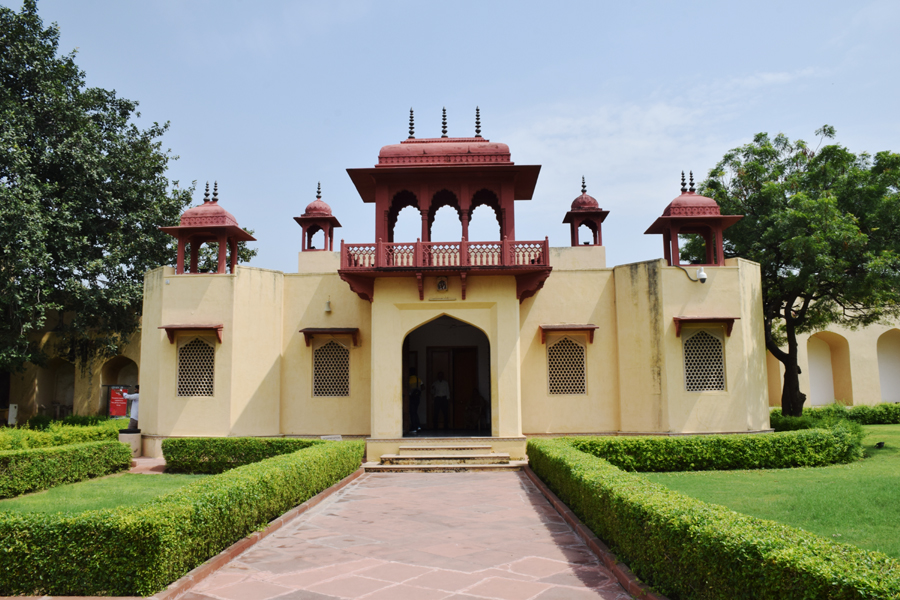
[402,315,490,437]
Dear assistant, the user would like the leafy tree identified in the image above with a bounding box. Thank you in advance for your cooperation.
[0,1,254,372]
[688,126,900,416]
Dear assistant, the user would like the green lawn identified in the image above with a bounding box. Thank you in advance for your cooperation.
[0,473,206,514]
[645,424,900,558]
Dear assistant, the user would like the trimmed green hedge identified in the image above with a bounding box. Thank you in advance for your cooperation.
[0,441,132,498]
[528,438,900,600]
[162,437,324,474]
[0,440,364,597]
[0,424,117,452]
[568,425,864,472]
[771,403,900,431]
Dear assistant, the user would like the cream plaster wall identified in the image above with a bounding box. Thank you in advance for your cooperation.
[368,275,522,439]
[787,322,900,407]
[520,247,619,433]
[661,259,768,432]
[614,260,669,432]
[141,265,238,437]
[230,267,283,435]
[281,252,372,436]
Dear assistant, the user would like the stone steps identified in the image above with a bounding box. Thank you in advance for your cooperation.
[397,444,492,454]
[381,452,510,465]
[364,441,524,472]
[363,461,527,473]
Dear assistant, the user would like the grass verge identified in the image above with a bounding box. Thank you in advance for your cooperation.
[0,473,207,514]
[644,424,900,559]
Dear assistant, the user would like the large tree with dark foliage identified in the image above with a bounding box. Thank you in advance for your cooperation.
[691,126,900,416]
[0,0,197,371]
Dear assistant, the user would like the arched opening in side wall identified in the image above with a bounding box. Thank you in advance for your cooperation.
[100,356,139,415]
[807,332,853,406]
[877,329,900,403]
[402,315,491,437]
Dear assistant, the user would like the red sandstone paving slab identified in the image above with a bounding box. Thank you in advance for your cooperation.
[270,559,386,587]
[192,572,248,592]
[405,568,500,592]
[357,583,452,600]
[207,580,293,600]
[463,576,553,600]
[537,565,620,589]
[354,561,434,583]
[306,575,394,598]
[533,586,633,600]
[507,557,574,578]
[420,542,490,558]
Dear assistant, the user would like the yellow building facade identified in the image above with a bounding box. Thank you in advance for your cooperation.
[5,135,897,445]
[135,132,773,459]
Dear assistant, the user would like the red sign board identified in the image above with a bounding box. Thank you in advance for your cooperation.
[110,388,127,417]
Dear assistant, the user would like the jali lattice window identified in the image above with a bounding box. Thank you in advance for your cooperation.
[547,337,586,395]
[178,338,215,397]
[683,329,725,391]
[313,340,350,397]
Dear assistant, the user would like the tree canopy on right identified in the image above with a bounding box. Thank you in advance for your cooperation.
[695,126,900,416]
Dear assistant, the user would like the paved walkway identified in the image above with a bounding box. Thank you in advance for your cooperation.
[183,472,632,600]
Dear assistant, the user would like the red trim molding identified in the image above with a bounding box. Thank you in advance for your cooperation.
[673,316,739,337]
[539,324,599,344]
[300,327,360,347]
[159,324,224,344]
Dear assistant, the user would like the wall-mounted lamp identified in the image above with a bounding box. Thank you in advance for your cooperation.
[325,300,332,313]
[676,265,708,284]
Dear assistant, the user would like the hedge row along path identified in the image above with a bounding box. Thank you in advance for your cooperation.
[181,472,632,600]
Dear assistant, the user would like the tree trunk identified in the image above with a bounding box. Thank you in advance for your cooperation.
[779,320,806,417]
[780,362,806,417]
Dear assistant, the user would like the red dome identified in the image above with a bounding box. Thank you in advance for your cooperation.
[303,198,333,217]
[571,192,600,210]
[180,199,240,227]
[662,191,721,217]
[377,137,512,167]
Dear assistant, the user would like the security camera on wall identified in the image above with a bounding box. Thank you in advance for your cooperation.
[697,267,708,283]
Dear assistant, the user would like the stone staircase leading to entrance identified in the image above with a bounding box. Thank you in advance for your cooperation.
[363,442,527,473]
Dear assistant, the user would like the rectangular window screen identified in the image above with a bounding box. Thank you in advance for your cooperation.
[313,340,350,397]
[177,338,215,397]
[683,329,726,391]
[547,336,587,395]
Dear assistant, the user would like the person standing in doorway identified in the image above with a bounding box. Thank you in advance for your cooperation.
[408,367,423,433]
[431,372,450,430]
[123,385,140,430]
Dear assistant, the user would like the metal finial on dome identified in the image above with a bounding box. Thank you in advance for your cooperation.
[689,171,696,193]
[213,181,219,202]
[316,182,321,200]
[408,108,415,139]
[581,176,587,195]
[441,107,448,138]
[203,182,210,203]
[680,171,687,193]
[475,106,482,138]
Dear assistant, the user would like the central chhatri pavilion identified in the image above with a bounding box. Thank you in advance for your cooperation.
[340,108,550,303]
[138,108,768,462]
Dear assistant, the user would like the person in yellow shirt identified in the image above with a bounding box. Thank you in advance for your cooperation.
[408,368,422,432]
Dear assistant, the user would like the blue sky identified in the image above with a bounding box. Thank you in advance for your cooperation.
[6,0,899,272]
